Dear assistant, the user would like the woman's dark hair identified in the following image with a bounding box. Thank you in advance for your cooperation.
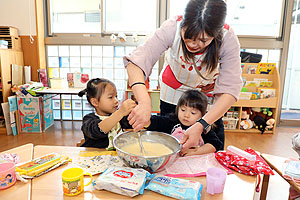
[78,78,115,107]
[181,0,227,74]
[175,90,208,117]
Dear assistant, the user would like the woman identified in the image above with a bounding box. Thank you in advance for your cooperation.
[123,0,242,152]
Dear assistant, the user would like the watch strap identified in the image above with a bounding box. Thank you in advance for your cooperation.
[197,118,210,130]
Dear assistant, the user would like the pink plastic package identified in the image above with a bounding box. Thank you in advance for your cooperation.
[0,153,20,164]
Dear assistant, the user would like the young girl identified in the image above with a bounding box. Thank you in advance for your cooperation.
[78,78,136,149]
[145,90,223,156]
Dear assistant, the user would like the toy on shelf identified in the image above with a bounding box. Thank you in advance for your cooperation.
[265,118,275,130]
[240,119,253,130]
[224,108,239,130]
[223,117,238,130]
[261,108,273,116]
[241,107,251,120]
[249,107,274,134]
[226,108,234,118]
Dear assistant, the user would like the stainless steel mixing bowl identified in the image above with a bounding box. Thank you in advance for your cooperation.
[113,130,181,172]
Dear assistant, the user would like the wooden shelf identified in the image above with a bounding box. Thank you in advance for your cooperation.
[225,128,273,134]
[0,48,24,134]
[233,98,277,108]
[225,63,280,134]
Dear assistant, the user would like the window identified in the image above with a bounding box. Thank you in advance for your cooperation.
[169,0,190,18]
[226,0,284,37]
[241,48,281,67]
[104,0,157,33]
[281,0,300,120]
[48,0,101,33]
[47,0,157,34]
[46,45,159,120]
[46,0,159,121]
[169,0,285,37]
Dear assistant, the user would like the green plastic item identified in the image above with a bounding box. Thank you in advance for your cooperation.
[241,87,248,92]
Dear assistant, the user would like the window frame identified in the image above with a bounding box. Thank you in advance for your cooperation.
[45,0,161,45]
[44,0,295,125]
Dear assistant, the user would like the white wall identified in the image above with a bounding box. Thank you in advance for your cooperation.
[0,0,36,35]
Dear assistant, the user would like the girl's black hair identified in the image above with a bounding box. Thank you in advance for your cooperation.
[180,0,227,74]
[175,90,208,117]
[78,78,116,107]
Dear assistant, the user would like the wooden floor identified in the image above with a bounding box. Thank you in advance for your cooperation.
[0,121,300,200]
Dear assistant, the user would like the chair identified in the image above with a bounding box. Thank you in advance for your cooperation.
[76,138,85,147]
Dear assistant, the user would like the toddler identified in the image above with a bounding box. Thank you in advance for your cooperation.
[145,90,223,156]
[78,78,136,150]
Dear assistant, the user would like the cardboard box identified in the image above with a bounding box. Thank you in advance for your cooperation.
[17,95,54,133]
[43,95,54,131]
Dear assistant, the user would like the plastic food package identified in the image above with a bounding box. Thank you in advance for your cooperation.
[0,153,20,164]
[145,175,203,200]
[92,166,154,197]
[16,153,70,178]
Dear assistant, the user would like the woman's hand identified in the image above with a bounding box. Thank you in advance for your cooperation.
[119,99,136,116]
[128,101,152,132]
[180,122,204,152]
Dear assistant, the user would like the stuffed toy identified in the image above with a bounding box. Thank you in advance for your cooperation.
[250,107,265,120]
[241,107,251,120]
[250,108,267,134]
[240,119,253,129]
[261,108,273,117]
[265,118,275,130]
[252,115,267,134]
[241,111,248,120]
[248,107,274,134]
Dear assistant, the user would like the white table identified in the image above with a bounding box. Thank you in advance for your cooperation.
[36,87,85,121]
[35,88,84,95]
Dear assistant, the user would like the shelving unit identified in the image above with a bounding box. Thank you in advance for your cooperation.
[225,64,280,134]
[0,49,24,134]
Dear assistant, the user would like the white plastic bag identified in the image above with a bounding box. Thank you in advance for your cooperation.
[92,166,154,197]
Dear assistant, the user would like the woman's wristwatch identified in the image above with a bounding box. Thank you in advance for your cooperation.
[197,118,211,134]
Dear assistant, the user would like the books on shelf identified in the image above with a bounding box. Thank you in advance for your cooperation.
[258,88,276,99]
[256,63,276,74]
[246,63,259,74]
[243,63,276,75]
